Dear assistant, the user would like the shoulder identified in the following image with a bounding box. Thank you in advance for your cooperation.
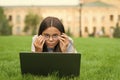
[32,35,38,42]
[68,36,73,44]
[67,36,74,48]
[67,36,77,53]
[32,35,38,40]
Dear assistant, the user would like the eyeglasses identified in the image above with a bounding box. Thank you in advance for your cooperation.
[42,34,59,40]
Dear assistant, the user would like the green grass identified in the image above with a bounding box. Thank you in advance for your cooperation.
[0,36,120,80]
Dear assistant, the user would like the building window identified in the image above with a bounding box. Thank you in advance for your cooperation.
[99,26,105,36]
[84,16,88,23]
[8,15,12,21]
[16,15,21,24]
[110,15,114,21]
[93,26,97,36]
[101,16,105,22]
[110,26,114,35]
[16,26,21,35]
[93,17,96,22]
[118,15,120,21]
[84,26,88,33]
[101,26,105,34]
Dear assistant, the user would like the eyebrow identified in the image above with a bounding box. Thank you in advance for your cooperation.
[43,33,59,35]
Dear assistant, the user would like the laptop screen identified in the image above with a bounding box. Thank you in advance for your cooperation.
[19,52,81,77]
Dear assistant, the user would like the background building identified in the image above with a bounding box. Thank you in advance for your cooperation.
[3,6,80,36]
[0,0,120,37]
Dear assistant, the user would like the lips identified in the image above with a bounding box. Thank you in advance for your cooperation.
[48,43,54,46]
[46,41,58,48]
[47,42,55,45]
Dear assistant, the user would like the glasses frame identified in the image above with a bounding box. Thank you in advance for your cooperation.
[42,34,60,40]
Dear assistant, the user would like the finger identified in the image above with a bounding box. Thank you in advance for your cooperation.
[59,36,69,44]
[60,36,69,42]
[34,36,45,48]
[60,35,67,39]
[59,39,64,46]
[61,33,68,38]
[41,39,46,46]
[37,35,45,44]
[60,36,69,47]
[59,36,65,41]
[38,36,44,44]
[59,39,68,52]
[35,35,42,43]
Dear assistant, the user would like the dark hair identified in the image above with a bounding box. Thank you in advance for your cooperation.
[38,16,65,52]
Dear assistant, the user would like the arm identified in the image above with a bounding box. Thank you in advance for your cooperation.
[31,35,37,52]
[67,37,77,53]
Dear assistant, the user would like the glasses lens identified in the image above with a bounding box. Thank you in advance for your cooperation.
[43,34,59,40]
[52,34,58,39]
[43,34,49,40]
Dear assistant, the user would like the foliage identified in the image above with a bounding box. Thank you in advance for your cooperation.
[66,27,72,37]
[24,13,42,35]
[113,23,120,38]
[23,25,30,32]
[0,7,12,35]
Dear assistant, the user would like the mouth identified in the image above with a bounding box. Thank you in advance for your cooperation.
[47,44,55,48]
[45,41,59,48]
[48,43,54,46]
[47,42,55,45]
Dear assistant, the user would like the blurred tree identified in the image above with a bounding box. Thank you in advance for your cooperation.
[66,27,72,37]
[113,22,120,38]
[24,13,42,35]
[0,7,12,35]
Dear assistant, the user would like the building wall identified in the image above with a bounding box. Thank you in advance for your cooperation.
[82,6,120,37]
[3,1,120,37]
[3,6,80,37]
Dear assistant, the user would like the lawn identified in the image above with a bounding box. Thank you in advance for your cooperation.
[0,36,120,80]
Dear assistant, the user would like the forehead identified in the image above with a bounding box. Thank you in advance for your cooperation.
[42,27,61,34]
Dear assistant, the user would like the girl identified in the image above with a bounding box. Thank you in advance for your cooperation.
[31,16,77,53]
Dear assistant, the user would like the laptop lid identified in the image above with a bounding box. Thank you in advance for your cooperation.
[19,52,81,77]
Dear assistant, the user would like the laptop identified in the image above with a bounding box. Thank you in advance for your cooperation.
[19,52,81,77]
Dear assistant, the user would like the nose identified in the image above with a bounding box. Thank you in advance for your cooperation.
[49,36,53,41]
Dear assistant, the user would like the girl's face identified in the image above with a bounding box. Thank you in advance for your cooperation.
[42,27,61,48]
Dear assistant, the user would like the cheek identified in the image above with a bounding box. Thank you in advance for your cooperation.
[54,40,59,45]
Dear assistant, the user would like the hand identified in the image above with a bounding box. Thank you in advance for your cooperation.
[58,33,69,52]
[33,35,45,52]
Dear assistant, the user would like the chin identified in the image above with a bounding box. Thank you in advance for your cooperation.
[47,45,55,49]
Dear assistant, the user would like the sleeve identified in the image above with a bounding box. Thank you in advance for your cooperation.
[67,37,77,53]
[31,35,37,52]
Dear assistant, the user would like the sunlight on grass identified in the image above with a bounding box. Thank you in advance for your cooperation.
[0,36,120,80]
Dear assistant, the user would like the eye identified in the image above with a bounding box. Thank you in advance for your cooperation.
[44,34,50,38]
[53,34,58,38]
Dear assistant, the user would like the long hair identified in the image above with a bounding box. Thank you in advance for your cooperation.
[38,16,65,52]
